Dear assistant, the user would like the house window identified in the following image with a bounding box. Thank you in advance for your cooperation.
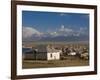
[50,54,52,58]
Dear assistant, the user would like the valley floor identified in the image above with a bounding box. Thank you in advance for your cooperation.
[22,57,89,69]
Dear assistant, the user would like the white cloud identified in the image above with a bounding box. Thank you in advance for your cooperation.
[78,27,88,35]
[22,27,41,38]
[49,25,88,37]
[49,31,59,37]
[22,26,88,40]
[60,13,66,16]
[59,25,73,32]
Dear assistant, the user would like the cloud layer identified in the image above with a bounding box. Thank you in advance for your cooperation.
[22,27,42,38]
[22,25,89,41]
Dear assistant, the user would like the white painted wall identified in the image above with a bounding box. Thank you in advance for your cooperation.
[0,0,100,80]
[47,52,60,60]
[68,52,76,56]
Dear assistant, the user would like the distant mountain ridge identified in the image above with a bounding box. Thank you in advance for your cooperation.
[23,35,89,42]
[23,26,89,42]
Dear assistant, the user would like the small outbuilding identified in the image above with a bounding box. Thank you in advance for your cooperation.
[23,45,62,60]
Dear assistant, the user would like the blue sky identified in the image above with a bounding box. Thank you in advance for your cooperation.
[22,11,89,33]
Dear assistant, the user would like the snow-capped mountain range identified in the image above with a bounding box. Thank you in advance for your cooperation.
[22,25,89,42]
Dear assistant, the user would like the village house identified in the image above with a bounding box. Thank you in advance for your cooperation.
[23,45,62,60]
